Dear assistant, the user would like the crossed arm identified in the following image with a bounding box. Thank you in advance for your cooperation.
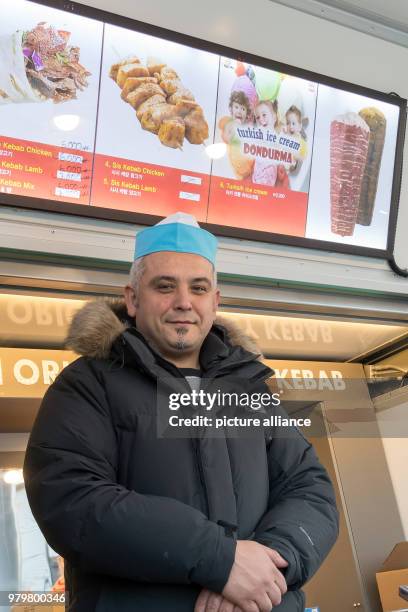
[195,541,289,612]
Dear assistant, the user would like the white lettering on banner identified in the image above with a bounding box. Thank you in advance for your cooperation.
[302,370,317,390]
[263,320,333,344]
[7,301,31,325]
[2,299,73,328]
[281,322,292,342]
[34,302,53,326]
[321,326,332,343]
[42,360,59,384]
[331,370,346,390]
[273,368,346,391]
[292,321,304,342]
[0,345,76,395]
[56,307,66,327]
[14,359,40,385]
[264,321,278,340]
[291,370,303,390]
[239,316,260,340]
[307,325,318,342]
[12,359,67,386]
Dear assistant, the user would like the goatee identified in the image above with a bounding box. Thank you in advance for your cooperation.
[176,327,188,351]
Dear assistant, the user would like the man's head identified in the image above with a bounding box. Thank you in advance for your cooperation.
[124,214,220,367]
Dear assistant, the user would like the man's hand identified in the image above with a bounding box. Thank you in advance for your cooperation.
[221,540,288,612]
[194,588,243,612]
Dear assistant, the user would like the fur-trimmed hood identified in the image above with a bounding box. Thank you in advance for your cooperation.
[65,298,262,360]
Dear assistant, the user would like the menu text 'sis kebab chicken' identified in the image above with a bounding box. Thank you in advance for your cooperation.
[0,22,90,104]
[110,56,209,148]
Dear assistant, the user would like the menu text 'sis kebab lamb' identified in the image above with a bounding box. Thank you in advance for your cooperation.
[110,56,209,149]
[0,22,90,104]
[330,112,370,237]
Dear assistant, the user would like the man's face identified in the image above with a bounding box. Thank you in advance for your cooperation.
[124,251,220,365]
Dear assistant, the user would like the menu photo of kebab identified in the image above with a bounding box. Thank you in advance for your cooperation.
[109,55,209,149]
[0,21,91,105]
[330,107,386,237]
[357,107,387,226]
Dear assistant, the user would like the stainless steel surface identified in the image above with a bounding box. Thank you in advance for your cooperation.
[3,205,408,296]
[3,259,408,322]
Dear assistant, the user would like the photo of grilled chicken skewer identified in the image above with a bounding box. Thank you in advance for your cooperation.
[110,55,209,148]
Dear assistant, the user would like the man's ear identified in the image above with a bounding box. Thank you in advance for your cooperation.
[124,285,137,317]
[213,288,220,313]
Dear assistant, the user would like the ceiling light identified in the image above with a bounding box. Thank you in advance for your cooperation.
[205,142,227,159]
[52,114,80,131]
[3,469,24,485]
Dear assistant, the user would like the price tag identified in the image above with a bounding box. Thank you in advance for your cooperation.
[56,170,82,182]
[55,187,81,199]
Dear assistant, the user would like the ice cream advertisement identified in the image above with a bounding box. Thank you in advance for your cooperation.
[0,0,403,254]
[306,85,400,250]
[207,60,318,235]
[0,0,103,204]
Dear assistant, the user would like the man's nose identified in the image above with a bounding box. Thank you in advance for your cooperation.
[172,286,193,310]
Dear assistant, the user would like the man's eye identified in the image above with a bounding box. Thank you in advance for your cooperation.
[192,286,207,293]
[157,284,174,291]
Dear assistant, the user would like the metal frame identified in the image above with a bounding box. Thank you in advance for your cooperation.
[0,0,406,259]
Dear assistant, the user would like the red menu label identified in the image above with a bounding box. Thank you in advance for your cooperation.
[208,175,307,235]
[0,137,92,205]
[92,153,209,220]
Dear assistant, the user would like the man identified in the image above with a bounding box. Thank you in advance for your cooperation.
[24,213,338,611]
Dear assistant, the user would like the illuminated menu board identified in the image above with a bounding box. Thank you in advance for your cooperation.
[0,0,405,255]
[0,1,102,203]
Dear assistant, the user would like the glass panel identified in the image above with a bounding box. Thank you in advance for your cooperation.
[0,470,64,612]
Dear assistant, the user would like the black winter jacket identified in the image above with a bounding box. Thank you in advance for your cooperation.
[23,299,339,611]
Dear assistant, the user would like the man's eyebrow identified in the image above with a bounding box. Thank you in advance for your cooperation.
[150,276,177,284]
[190,277,212,285]
[149,276,212,285]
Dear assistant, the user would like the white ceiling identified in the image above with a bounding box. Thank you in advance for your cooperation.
[318,0,408,30]
[272,0,408,46]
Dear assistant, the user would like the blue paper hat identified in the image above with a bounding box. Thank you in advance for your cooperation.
[134,212,217,265]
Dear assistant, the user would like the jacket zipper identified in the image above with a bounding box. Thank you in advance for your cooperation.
[192,438,210,518]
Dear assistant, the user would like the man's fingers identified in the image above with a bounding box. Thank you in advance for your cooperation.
[218,598,236,612]
[255,590,276,612]
[264,547,288,568]
[272,569,288,596]
[205,592,224,612]
[195,588,212,612]
[267,584,284,607]
[240,602,260,612]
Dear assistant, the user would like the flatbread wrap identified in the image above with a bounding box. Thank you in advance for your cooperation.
[0,23,90,104]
